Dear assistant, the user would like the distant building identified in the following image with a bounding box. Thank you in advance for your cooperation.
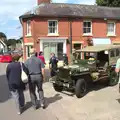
[20,0,120,61]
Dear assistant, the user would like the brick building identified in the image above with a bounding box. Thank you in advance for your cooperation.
[20,0,120,61]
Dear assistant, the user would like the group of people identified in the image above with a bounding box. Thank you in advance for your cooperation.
[6,49,58,115]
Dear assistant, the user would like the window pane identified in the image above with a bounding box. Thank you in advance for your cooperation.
[83,28,87,33]
[52,28,55,33]
[27,20,31,35]
[108,23,114,33]
[49,28,53,33]
[87,28,91,33]
[49,22,53,27]
[84,22,87,27]
[52,21,55,26]
[88,22,91,27]
[83,21,91,34]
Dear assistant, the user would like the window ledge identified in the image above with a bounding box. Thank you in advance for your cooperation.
[25,34,32,37]
[107,34,116,37]
[83,33,93,36]
[47,33,59,37]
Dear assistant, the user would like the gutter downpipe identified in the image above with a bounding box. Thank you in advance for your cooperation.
[70,19,72,54]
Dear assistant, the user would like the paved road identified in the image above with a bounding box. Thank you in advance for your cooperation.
[0,63,120,120]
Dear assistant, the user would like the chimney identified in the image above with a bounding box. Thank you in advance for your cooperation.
[38,0,51,5]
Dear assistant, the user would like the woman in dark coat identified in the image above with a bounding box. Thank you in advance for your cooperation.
[6,56,28,115]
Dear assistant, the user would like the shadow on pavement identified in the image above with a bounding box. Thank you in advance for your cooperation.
[44,69,50,82]
[23,94,62,111]
[89,80,109,91]
[45,94,62,107]
[23,102,32,112]
[116,98,120,104]
[0,74,11,103]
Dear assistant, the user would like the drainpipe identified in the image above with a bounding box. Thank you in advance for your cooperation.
[69,19,72,54]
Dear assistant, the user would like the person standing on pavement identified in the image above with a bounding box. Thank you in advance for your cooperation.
[63,54,68,66]
[38,51,46,65]
[24,48,45,110]
[115,58,120,92]
[6,56,27,115]
[49,53,58,77]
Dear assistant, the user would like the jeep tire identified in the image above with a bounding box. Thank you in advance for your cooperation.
[53,83,63,92]
[75,79,87,98]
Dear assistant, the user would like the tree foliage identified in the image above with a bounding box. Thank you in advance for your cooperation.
[96,0,120,7]
[0,32,23,47]
[0,32,7,39]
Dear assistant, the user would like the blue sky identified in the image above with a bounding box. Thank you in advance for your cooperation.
[0,0,95,39]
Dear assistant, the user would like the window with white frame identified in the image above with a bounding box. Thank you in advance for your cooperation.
[83,21,92,35]
[26,20,31,36]
[107,22,116,35]
[48,20,58,34]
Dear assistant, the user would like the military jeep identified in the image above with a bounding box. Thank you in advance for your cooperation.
[50,45,120,98]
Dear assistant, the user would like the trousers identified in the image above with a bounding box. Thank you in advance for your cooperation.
[29,75,45,107]
[11,89,25,112]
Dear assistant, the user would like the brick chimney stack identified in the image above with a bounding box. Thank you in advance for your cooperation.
[38,0,51,5]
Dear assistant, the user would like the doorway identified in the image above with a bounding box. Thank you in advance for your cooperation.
[43,42,63,61]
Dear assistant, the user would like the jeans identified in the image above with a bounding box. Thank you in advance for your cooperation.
[29,75,45,107]
[11,89,25,112]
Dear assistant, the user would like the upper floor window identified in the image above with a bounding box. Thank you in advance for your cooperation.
[107,22,116,36]
[48,20,58,35]
[26,20,31,36]
[83,21,92,35]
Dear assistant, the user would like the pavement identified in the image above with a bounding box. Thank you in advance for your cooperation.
[0,63,120,120]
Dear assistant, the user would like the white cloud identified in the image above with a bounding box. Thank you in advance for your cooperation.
[0,0,95,38]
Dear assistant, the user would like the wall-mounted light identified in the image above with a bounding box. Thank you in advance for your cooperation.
[104,18,107,21]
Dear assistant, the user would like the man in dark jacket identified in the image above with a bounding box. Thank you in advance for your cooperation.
[24,48,45,110]
[6,57,27,115]
[49,53,58,77]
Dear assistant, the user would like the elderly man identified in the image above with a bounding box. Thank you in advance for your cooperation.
[25,48,45,109]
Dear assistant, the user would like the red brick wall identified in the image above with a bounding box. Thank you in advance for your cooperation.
[23,17,120,60]
[38,0,50,5]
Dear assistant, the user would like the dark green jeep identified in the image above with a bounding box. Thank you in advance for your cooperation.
[50,45,120,98]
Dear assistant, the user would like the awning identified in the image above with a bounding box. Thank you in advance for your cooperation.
[92,38,111,45]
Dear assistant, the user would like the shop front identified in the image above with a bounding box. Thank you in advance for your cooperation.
[40,38,67,61]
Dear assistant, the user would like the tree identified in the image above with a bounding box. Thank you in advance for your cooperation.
[0,32,7,39]
[96,0,120,7]
[0,32,8,45]
[7,39,16,47]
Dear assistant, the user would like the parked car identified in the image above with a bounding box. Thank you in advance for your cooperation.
[50,45,120,98]
[0,52,12,63]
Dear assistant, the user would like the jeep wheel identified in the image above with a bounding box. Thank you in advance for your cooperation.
[75,79,87,98]
[53,83,63,92]
[109,71,119,86]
